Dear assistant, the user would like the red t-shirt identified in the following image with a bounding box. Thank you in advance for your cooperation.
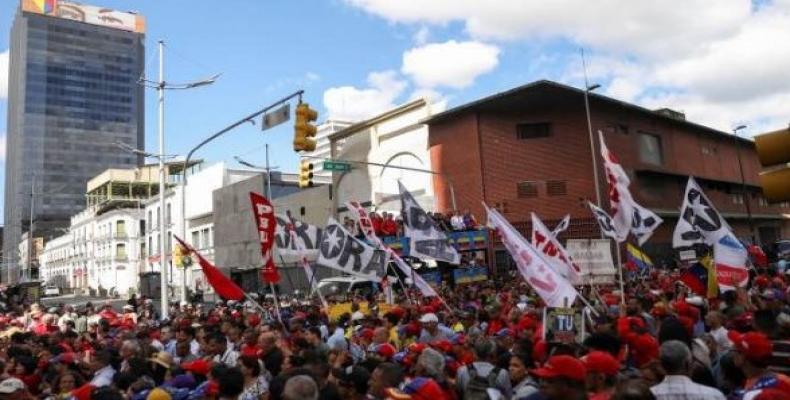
[382,219,397,236]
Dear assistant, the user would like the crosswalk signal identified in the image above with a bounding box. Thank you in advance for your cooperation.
[293,102,318,152]
[754,128,790,202]
[299,160,314,188]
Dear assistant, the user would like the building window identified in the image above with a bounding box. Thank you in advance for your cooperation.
[202,228,211,248]
[546,180,567,196]
[115,220,125,236]
[638,133,663,166]
[147,211,152,231]
[516,122,552,139]
[191,231,200,248]
[166,204,171,225]
[116,244,126,259]
[758,197,769,207]
[517,181,539,198]
[731,194,744,205]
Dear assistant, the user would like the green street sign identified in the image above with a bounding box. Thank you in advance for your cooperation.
[323,161,352,172]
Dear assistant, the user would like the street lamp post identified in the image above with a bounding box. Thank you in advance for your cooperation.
[179,90,303,305]
[136,40,218,319]
[733,124,756,243]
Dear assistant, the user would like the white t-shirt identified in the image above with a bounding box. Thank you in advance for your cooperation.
[710,326,732,350]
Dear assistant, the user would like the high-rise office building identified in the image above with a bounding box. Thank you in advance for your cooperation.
[3,0,145,282]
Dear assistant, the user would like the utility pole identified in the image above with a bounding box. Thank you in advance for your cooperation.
[157,40,169,319]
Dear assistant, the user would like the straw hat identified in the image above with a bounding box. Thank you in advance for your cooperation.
[149,351,174,369]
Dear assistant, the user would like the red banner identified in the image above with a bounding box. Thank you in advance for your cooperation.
[174,235,245,301]
[250,192,279,283]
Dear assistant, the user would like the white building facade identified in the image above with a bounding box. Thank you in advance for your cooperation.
[143,163,257,297]
[301,120,353,176]
[331,99,445,214]
[40,207,144,296]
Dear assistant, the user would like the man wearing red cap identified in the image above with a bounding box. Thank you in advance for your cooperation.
[582,351,620,400]
[730,331,790,395]
[531,355,588,400]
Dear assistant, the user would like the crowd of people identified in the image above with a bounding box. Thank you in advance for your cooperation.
[341,210,481,240]
[0,263,788,400]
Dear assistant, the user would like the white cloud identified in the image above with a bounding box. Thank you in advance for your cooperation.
[0,50,9,99]
[345,0,790,134]
[413,26,430,45]
[345,0,747,59]
[323,70,407,121]
[401,40,500,89]
[305,72,320,82]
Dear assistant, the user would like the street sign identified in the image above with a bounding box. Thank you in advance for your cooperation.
[261,103,290,131]
[323,161,352,172]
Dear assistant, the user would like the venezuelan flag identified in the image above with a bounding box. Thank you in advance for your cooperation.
[625,243,653,272]
[33,0,57,14]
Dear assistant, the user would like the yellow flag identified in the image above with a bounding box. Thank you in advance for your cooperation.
[701,255,718,298]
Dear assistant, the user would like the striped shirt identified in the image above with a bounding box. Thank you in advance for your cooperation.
[768,339,790,375]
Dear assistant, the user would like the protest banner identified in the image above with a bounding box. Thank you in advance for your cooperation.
[327,302,394,321]
[565,239,617,284]
[452,266,488,285]
[544,307,582,344]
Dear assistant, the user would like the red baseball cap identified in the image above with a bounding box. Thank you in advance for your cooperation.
[632,334,659,368]
[182,359,212,376]
[358,328,375,340]
[375,343,397,359]
[431,340,452,353]
[729,331,773,363]
[530,355,586,382]
[582,351,620,376]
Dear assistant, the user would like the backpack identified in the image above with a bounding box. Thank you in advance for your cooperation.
[463,363,501,400]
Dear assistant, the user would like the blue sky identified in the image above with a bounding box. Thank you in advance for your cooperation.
[2,0,790,217]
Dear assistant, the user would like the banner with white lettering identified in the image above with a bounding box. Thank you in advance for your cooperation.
[346,201,438,297]
[274,214,323,259]
[399,182,460,264]
[317,217,388,279]
[531,213,582,284]
[250,192,278,283]
[487,204,578,307]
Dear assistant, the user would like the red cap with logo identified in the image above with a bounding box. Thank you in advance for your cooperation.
[530,355,586,382]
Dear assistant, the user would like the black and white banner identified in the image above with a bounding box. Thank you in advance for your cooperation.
[274,214,323,258]
[630,202,663,246]
[317,217,388,279]
[399,182,460,264]
[550,214,571,238]
[673,177,732,248]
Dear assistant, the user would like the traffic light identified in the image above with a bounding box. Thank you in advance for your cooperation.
[754,128,790,202]
[293,102,318,152]
[173,244,184,268]
[299,160,314,188]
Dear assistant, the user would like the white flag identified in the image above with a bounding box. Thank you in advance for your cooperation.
[550,214,571,238]
[531,213,582,284]
[631,202,664,246]
[588,202,627,242]
[317,217,388,279]
[672,177,732,248]
[346,201,437,297]
[399,182,460,264]
[599,131,662,244]
[487,205,578,307]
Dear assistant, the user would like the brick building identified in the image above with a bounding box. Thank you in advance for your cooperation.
[425,80,790,262]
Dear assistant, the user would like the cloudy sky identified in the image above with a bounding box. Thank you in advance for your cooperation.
[1,0,789,214]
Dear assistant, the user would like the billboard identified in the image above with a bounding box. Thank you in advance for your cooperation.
[22,0,146,33]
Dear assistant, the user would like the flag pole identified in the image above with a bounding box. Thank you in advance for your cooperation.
[269,283,284,325]
[615,242,625,303]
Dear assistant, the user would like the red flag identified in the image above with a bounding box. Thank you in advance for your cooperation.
[173,235,245,301]
[249,192,279,283]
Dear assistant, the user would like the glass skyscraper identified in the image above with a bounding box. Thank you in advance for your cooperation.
[3,1,145,282]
